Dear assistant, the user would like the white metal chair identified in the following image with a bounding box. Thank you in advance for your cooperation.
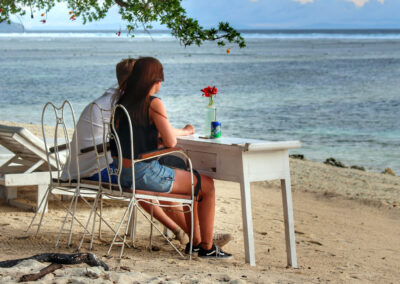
[26,100,97,247]
[79,103,196,259]
[76,102,126,250]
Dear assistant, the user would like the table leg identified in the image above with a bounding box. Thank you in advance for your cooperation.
[239,154,256,266]
[5,186,17,200]
[280,177,298,268]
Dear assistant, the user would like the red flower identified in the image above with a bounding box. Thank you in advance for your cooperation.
[201,86,218,98]
[70,15,76,21]
[116,31,121,36]
[0,8,3,13]
[40,19,46,24]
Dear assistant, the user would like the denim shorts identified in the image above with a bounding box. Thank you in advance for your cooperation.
[115,159,175,193]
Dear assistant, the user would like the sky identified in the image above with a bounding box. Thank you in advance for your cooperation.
[11,0,400,30]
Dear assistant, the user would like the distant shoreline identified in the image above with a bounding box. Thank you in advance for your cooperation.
[3,29,400,41]
[2,28,400,34]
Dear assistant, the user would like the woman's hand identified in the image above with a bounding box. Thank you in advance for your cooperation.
[183,124,195,135]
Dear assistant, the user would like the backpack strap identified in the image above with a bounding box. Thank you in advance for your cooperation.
[192,169,203,202]
[157,155,202,201]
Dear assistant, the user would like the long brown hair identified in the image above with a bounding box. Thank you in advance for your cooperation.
[117,57,164,126]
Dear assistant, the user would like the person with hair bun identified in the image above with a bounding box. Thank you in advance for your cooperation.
[62,58,136,182]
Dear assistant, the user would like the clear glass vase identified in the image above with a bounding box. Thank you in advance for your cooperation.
[204,103,216,137]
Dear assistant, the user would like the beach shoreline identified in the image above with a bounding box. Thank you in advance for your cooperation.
[0,120,397,178]
[0,120,399,283]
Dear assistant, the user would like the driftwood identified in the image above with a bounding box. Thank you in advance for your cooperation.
[0,253,109,271]
[19,263,63,282]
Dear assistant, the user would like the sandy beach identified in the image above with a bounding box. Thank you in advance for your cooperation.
[0,121,399,283]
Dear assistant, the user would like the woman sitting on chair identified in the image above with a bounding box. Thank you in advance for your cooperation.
[110,57,232,259]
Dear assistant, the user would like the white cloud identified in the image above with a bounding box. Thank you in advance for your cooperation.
[344,0,385,7]
[290,0,385,7]
[345,0,369,7]
[291,0,314,4]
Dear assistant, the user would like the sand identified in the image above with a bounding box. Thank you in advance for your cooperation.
[0,121,399,283]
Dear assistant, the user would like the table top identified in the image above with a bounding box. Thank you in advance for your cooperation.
[177,134,301,152]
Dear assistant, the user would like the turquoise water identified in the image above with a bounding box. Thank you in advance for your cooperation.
[0,31,399,173]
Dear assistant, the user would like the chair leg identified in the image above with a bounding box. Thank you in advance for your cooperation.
[55,194,76,247]
[78,191,100,250]
[35,196,49,237]
[80,192,129,252]
[149,204,153,251]
[121,200,136,258]
[89,194,100,250]
[37,184,48,213]
[99,196,103,240]
[25,184,51,235]
[106,199,191,260]
[27,184,101,249]
[189,203,194,261]
[128,205,137,247]
[67,191,81,246]
[135,203,184,258]
[107,199,134,257]
[133,206,138,245]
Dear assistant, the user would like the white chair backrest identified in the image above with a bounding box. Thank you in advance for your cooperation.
[109,104,135,195]
[88,103,135,196]
[88,102,113,185]
[41,100,78,183]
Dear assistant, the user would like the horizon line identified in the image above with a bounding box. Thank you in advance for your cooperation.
[3,28,400,34]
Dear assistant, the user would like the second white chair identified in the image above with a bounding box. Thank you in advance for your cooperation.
[79,103,196,259]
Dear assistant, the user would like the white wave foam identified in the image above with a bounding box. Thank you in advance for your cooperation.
[1,31,400,40]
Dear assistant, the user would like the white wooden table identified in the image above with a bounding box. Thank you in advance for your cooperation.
[177,135,301,267]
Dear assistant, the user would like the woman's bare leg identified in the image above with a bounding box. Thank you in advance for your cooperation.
[171,169,215,250]
[160,201,189,233]
[138,200,178,232]
[138,200,188,244]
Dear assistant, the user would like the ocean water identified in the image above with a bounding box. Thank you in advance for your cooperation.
[0,31,399,173]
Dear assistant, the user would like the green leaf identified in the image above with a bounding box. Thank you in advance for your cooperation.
[2,0,246,48]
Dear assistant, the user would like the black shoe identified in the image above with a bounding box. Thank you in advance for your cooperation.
[185,242,201,254]
[198,244,232,259]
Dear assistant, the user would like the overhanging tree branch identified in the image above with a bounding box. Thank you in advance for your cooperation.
[0,0,246,48]
[115,0,127,8]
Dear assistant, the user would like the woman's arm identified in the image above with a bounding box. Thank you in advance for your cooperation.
[150,98,195,147]
[149,98,177,147]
